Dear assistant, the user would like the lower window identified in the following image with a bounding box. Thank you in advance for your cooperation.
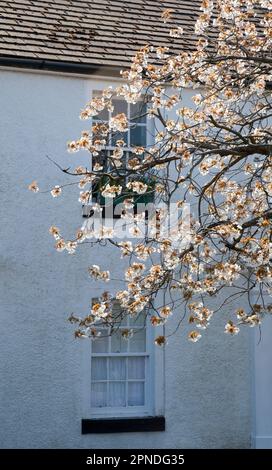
[90,301,153,417]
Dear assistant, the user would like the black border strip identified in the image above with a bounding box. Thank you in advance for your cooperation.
[82,416,165,434]
[0,450,272,466]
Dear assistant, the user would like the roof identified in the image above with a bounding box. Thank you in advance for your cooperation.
[0,0,201,74]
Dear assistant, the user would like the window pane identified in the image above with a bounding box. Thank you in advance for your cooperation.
[128,382,145,406]
[92,329,109,353]
[130,125,146,147]
[108,382,126,407]
[109,358,126,380]
[92,128,109,145]
[92,108,109,121]
[129,311,146,327]
[111,330,128,353]
[112,99,128,116]
[128,357,145,380]
[130,101,147,123]
[92,357,107,380]
[91,382,107,407]
[112,300,127,327]
[111,131,128,147]
[130,329,146,352]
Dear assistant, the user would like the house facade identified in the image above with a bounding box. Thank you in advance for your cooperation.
[0,1,271,449]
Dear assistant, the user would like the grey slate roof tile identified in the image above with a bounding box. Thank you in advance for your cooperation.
[0,0,202,69]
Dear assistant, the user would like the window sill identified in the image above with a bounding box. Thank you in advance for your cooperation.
[82,416,165,434]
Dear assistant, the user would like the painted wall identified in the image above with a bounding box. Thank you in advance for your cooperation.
[0,68,253,448]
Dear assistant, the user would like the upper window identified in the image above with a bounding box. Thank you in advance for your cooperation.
[92,91,147,149]
[87,91,154,216]
[90,300,153,417]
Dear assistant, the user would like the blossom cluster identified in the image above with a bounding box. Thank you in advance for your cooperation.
[30,1,272,345]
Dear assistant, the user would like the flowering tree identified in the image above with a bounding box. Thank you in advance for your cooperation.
[29,0,272,345]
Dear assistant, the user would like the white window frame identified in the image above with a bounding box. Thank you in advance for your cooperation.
[89,88,155,218]
[81,300,165,420]
[81,302,165,419]
[89,322,154,418]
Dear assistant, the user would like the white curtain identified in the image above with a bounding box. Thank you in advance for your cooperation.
[128,357,145,406]
[108,358,126,407]
[91,382,106,407]
[128,382,144,406]
[109,358,126,380]
[91,355,146,407]
[91,357,107,380]
[109,382,126,407]
[128,357,145,379]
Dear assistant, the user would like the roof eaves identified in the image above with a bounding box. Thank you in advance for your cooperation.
[0,55,124,77]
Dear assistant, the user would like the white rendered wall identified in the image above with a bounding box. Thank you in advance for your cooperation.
[0,68,252,448]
